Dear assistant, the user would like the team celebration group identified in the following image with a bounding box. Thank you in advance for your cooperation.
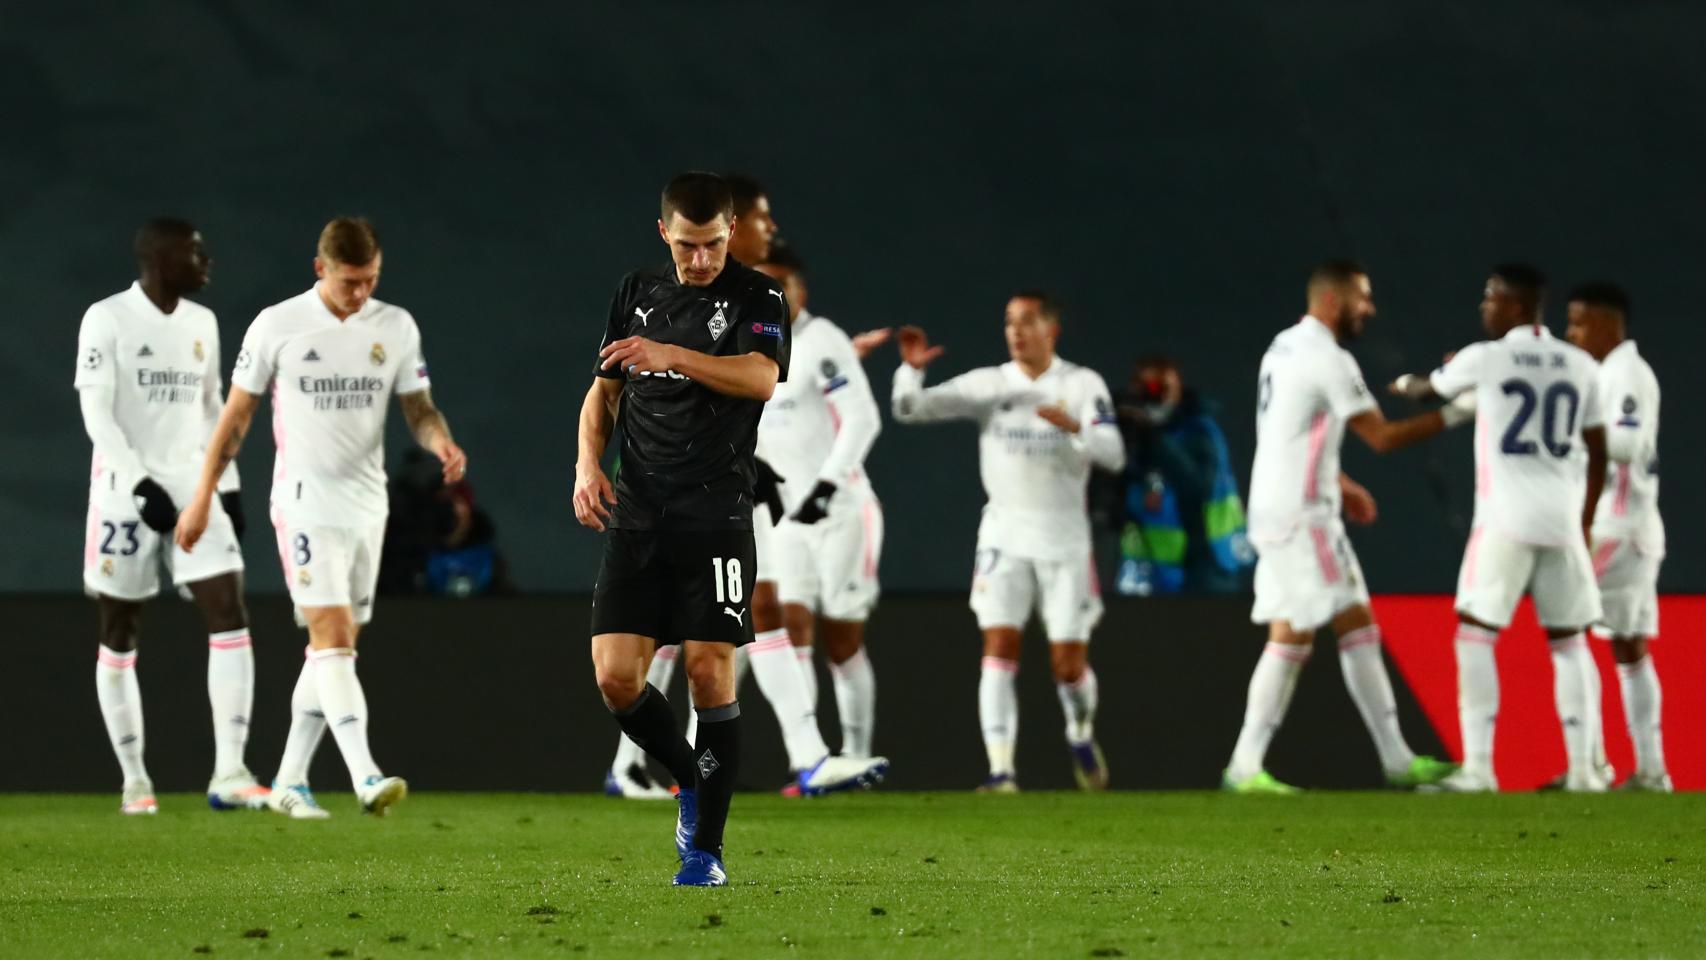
[72,171,1666,886]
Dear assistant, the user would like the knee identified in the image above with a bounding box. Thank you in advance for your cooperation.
[596,668,645,711]
[685,658,725,697]
[1050,644,1088,684]
[99,604,141,653]
[981,629,1021,661]
[203,594,248,635]
[1611,636,1646,664]
[824,632,859,664]
[751,583,783,633]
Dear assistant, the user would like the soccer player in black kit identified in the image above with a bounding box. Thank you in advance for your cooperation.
[574,172,790,887]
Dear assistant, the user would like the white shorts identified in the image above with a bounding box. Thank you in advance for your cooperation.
[969,543,1102,642]
[1590,536,1662,640]
[774,493,883,622]
[83,494,244,601]
[1250,520,1370,632]
[1455,526,1602,630]
[753,504,781,583]
[273,508,384,625]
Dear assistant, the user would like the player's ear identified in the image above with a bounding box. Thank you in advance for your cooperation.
[657,219,669,243]
[312,257,326,280]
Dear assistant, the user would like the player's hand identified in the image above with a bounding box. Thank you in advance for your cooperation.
[132,477,179,533]
[573,461,617,532]
[433,437,468,484]
[1341,477,1379,525]
[897,326,945,369]
[792,480,837,525]
[599,337,682,376]
[1388,374,1432,399]
[218,491,246,542]
[1036,404,1081,434]
[755,457,786,525]
[175,497,211,552]
[851,328,893,359]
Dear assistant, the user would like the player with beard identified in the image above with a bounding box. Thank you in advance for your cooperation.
[1226,260,1465,793]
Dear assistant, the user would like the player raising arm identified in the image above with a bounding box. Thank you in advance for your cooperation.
[1391,263,1608,792]
[1224,260,1467,794]
[178,217,465,818]
[891,292,1122,792]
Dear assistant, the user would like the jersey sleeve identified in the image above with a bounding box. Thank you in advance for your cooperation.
[393,312,431,395]
[593,278,631,380]
[1578,358,1605,432]
[72,304,117,389]
[733,278,790,383]
[1069,370,1126,471]
[230,312,278,396]
[1429,343,1484,399]
[892,365,1000,423]
[1326,351,1378,419]
[811,326,881,484]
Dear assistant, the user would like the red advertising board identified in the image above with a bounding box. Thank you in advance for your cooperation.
[1375,595,1704,791]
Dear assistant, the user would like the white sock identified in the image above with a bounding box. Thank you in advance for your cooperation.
[1617,655,1667,779]
[796,646,818,707]
[614,646,678,774]
[830,646,877,759]
[1549,633,1594,777]
[749,629,829,771]
[1054,666,1098,746]
[275,650,326,786]
[978,656,1019,777]
[1583,643,1608,773]
[311,648,381,786]
[1337,626,1416,775]
[1455,624,1500,778]
[207,628,255,777]
[95,646,148,784]
[1226,642,1309,782]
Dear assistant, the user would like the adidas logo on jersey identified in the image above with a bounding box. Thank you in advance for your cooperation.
[137,345,153,358]
[303,349,321,362]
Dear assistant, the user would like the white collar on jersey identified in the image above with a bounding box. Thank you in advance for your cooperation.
[794,307,818,331]
[1004,355,1061,383]
[1299,314,1335,339]
[1500,323,1554,342]
[1606,338,1641,362]
[308,282,376,324]
[123,281,179,320]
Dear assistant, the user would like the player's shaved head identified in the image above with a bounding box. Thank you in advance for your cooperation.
[1306,259,1367,299]
[133,217,210,298]
[660,172,735,226]
[721,173,766,217]
[1491,262,1546,318]
[720,172,776,264]
[762,241,806,276]
[1480,262,1546,336]
[318,217,381,267]
[1568,281,1630,322]
[756,241,806,322]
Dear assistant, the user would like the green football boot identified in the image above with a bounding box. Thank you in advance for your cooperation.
[1386,755,1460,788]
[1221,769,1301,795]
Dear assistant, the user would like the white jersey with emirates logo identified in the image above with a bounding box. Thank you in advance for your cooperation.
[231,286,431,527]
[1429,324,1603,547]
[1246,316,1375,545]
[1590,339,1663,554]
[892,355,1123,561]
[72,282,228,499]
[756,310,879,513]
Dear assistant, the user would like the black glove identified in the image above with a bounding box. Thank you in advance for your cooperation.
[792,480,837,525]
[132,477,179,533]
[755,457,786,525]
[219,490,247,543]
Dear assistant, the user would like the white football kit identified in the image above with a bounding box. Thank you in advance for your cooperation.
[74,283,243,599]
[1246,316,1375,631]
[756,310,884,621]
[1430,324,1604,629]
[893,355,1123,641]
[232,286,431,623]
[1587,340,1663,639]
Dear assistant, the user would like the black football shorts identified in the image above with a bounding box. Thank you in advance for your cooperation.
[590,528,757,646]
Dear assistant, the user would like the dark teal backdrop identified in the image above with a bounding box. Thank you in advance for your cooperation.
[3,2,1700,593]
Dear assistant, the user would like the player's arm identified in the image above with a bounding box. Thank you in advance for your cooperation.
[1346,406,1459,453]
[1582,425,1608,541]
[573,377,623,531]
[176,386,261,550]
[1060,374,1125,472]
[794,336,881,524]
[1340,472,1378,524]
[202,326,246,537]
[398,389,467,483]
[890,326,995,424]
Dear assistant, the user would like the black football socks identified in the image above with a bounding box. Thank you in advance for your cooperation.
[610,683,697,789]
[692,701,742,858]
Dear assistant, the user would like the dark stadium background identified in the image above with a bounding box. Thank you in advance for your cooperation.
[1,2,1702,791]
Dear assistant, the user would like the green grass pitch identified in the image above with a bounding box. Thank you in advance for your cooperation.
[1,791,1701,958]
